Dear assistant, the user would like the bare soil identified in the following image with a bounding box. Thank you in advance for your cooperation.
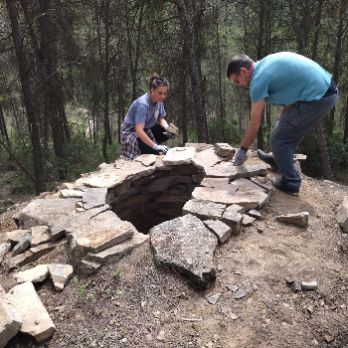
[2,174,348,348]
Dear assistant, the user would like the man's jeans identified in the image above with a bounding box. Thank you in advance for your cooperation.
[270,93,338,191]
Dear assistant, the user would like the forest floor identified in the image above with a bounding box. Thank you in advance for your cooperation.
[1,172,348,348]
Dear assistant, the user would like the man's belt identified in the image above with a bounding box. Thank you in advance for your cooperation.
[323,78,338,98]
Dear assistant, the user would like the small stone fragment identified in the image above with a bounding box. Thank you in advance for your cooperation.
[156,330,165,341]
[247,209,263,219]
[301,281,318,291]
[286,277,295,285]
[275,212,309,227]
[324,335,334,343]
[234,288,247,299]
[233,288,246,300]
[230,313,239,320]
[214,143,235,159]
[293,281,302,292]
[219,304,230,315]
[79,259,101,275]
[226,284,239,293]
[207,293,221,305]
[242,214,256,226]
[257,227,264,234]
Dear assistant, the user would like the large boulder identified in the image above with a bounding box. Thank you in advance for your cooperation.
[150,214,218,289]
[337,196,348,233]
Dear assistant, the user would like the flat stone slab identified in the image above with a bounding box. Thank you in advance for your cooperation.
[250,176,273,192]
[30,243,55,257]
[82,188,108,210]
[336,196,348,233]
[50,205,110,240]
[31,226,51,246]
[15,198,80,228]
[47,264,74,291]
[183,199,226,220]
[75,159,156,188]
[0,297,22,348]
[9,251,34,270]
[205,161,269,179]
[275,212,309,227]
[13,265,49,283]
[204,220,232,243]
[6,230,31,244]
[230,178,267,192]
[192,186,269,209]
[163,147,196,165]
[150,214,218,289]
[194,147,224,169]
[68,211,134,260]
[59,189,83,198]
[86,231,149,264]
[135,154,157,166]
[7,282,56,343]
[200,177,230,188]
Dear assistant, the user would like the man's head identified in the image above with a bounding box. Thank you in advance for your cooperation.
[227,54,254,87]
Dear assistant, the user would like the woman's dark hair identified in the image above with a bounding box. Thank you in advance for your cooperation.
[226,54,254,78]
[149,73,169,90]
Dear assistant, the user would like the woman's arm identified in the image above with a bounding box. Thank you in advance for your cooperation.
[135,123,157,148]
[158,117,169,129]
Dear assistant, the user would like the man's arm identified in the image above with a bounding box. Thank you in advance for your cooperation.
[240,99,265,149]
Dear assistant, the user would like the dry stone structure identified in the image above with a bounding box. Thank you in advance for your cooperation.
[0,143,313,343]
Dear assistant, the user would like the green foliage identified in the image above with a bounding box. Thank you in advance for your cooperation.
[0,130,121,194]
[299,127,348,177]
[208,117,240,145]
[78,280,91,297]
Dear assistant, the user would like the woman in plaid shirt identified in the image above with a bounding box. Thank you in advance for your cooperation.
[120,73,173,160]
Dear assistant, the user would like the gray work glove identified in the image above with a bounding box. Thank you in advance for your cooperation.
[153,144,169,154]
[233,147,248,166]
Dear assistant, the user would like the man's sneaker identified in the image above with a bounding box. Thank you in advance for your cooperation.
[271,177,299,196]
[257,149,280,172]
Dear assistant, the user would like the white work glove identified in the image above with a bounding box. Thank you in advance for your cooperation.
[153,144,169,154]
[233,147,248,166]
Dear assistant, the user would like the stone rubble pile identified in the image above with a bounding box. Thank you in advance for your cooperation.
[0,143,311,344]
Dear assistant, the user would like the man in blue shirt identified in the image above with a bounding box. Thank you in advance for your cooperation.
[227,52,338,195]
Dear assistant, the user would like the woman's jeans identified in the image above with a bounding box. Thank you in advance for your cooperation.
[270,93,338,191]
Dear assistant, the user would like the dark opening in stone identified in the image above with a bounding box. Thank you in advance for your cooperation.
[106,163,204,233]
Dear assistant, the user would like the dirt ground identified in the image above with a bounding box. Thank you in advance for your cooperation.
[2,173,348,348]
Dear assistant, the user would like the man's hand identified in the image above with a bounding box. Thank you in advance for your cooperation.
[233,147,248,166]
[153,144,169,154]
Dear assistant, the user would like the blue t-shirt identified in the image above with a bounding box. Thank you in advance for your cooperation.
[123,93,166,129]
[250,52,331,105]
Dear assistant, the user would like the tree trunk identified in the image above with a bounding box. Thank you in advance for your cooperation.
[0,102,10,146]
[344,84,348,144]
[174,0,208,143]
[6,0,46,193]
[37,0,70,178]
